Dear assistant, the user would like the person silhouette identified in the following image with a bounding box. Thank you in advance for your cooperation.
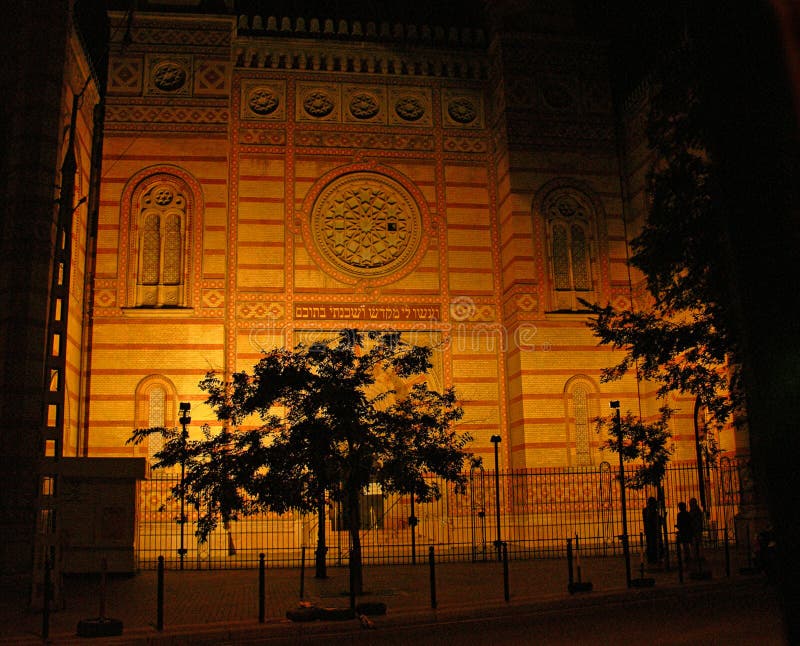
[676,501,693,562]
[643,496,660,564]
[689,497,704,562]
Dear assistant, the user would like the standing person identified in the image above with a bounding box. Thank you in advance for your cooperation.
[643,496,661,565]
[676,501,693,563]
[689,497,704,562]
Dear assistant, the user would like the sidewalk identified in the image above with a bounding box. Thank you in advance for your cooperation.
[0,549,782,644]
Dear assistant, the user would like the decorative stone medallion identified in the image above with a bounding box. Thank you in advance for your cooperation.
[303,90,335,117]
[248,87,280,115]
[394,96,425,121]
[310,172,423,279]
[152,61,187,92]
[447,97,477,124]
[349,92,380,119]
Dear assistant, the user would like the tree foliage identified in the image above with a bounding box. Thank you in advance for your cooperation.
[129,329,472,590]
[584,42,742,433]
[595,406,674,489]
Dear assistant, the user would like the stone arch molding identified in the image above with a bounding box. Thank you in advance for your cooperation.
[118,165,204,309]
[300,162,431,287]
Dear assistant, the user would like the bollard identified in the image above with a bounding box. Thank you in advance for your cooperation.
[502,542,509,602]
[428,546,437,609]
[568,536,594,593]
[566,538,574,587]
[99,558,108,619]
[42,554,51,640]
[157,556,165,631]
[349,554,356,611]
[259,553,266,623]
[299,546,306,599]
[639,532,646,579]
[724,528,731,578]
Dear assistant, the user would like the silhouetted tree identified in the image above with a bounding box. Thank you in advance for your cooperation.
[130,330,472,592]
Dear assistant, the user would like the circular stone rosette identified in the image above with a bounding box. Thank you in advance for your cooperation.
[152,62,187,92]
[248,88,279,115]
[309,172,424,280]
[303,90,335,117]
[447,97,477,124]
[349,92,380,119]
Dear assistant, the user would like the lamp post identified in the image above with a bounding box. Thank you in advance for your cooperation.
[611,401,631,587]
[490,435,502,561]
[178,402,191,570]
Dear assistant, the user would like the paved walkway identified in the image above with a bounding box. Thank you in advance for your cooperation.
[0,548,786,644]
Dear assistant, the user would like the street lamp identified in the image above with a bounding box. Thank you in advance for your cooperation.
[178,402,191,570]
[610,401,631,587]
[490,435,502,561]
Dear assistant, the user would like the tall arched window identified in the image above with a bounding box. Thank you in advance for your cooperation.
[564,376,598,466]
[135,181,188,307]
[543,189,597,311]
[572,386,591,466]
[147,385,166,460]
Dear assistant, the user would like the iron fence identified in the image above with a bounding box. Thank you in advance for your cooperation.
[136,459,741,570]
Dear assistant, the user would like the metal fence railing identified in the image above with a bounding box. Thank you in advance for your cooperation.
[135,459,741,570]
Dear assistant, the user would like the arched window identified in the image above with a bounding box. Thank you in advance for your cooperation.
[572,386,591,466]
[147,385,166,460]
[134,181,189,307]
[134,375,178,463]
[543,188,597,311]
[564,376,598,466]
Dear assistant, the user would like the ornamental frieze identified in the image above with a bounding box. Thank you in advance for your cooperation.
[239,129,287,145]
[294,130,434,151]
[236,301,286,320]
[105,104,229,125]
[443,136,489,153]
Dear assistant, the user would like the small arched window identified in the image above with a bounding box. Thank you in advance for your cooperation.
[134,375,178,463]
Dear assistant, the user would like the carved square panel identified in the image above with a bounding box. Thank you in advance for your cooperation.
[441,88,484,128]
[387,87,432,127]
[240,79,287,121]
[296,83,341,122]
[342,85,387,125]
[194,59,230,96]
[108,57,143,96]
[145,55,192,97]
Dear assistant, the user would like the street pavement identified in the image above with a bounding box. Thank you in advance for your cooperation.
[0,548,787,644]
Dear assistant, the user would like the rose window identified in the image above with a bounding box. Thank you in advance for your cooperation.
[310,173,422,278]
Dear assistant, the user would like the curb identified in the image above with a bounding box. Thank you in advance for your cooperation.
[3,576,770,645]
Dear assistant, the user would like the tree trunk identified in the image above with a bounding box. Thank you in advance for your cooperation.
[347,485,363,595]
[315,493,327,578]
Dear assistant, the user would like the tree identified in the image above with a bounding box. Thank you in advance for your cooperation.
[594,406,673,491]
[131,330,473,593]
[583,41,742,443]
